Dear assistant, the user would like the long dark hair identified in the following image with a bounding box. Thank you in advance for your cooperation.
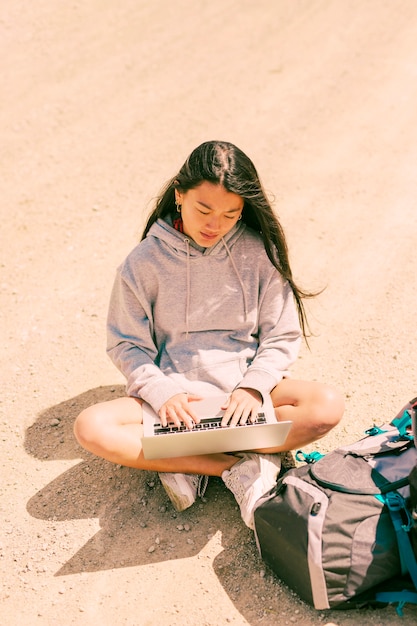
[142,140,316,340]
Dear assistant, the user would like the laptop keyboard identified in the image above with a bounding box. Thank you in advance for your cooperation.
[154,412,267,435]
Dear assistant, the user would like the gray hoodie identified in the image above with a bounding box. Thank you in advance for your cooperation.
[107,218,301,413]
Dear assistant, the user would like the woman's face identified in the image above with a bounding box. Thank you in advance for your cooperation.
[175,182,244,247]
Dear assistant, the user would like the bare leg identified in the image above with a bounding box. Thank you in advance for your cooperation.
[73,396,238,476]
[256,378,344,453]
[74,379,344,472]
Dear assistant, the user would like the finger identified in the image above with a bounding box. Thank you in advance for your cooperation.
[221,400,237,427]
[229,407,245,427]
[178,408,196,430]
[226,404,246,427]
[179,395,202,424]
[241,404,259,425]
[166,402,199,430]
[165,407,183,428]
[221,396,231,411]
[238,406,252,425]
[184,404,200,425]
[159,406,168,427]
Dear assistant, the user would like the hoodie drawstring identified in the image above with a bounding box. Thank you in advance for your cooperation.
[184,238,191,338]
[222,237,248,321]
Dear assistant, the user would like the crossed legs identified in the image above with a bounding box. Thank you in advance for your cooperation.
[73,379,344,475]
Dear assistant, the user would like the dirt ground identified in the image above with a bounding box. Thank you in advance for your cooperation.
[1,1,417,624]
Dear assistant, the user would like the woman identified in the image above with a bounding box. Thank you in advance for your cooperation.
[74,140,344,529]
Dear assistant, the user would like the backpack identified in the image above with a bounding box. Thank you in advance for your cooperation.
[410,464,417,557]
[253,397,417,616]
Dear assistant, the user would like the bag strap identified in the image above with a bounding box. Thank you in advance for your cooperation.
[377,474,411,495]
[376,492,417,616]
[384,492,417,585]
[375,590,417,617]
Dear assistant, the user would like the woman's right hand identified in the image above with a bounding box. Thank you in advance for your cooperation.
[159,393,203,430]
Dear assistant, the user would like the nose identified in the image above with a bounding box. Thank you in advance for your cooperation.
[206,213,220,231]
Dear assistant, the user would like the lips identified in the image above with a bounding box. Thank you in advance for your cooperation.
[200,232,219,240]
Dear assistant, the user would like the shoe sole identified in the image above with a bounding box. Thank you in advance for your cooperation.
[159,476,197,512]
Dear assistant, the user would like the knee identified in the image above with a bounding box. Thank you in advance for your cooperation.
[310,384,345,435]
[73,405,102,450]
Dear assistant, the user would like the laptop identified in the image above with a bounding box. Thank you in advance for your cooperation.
[141,394,292,460]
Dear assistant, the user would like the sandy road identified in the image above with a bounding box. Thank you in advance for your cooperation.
[1,1,417,624]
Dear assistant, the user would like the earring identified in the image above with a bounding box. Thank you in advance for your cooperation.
[176,202,181,213]
[238,214,242,220]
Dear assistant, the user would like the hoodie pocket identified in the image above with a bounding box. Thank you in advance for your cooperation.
[172,357,248,393]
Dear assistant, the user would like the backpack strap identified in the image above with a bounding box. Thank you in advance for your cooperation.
[384,491,417,586]
[376,492,417,616]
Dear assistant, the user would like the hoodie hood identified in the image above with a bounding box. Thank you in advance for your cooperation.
[148,216,247,257]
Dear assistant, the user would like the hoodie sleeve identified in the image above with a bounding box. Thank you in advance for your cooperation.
[236,269,302,399]
[106,269,185,413]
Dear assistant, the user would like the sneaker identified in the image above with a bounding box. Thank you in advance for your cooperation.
[158,472,209,512]
[222,453,282,529]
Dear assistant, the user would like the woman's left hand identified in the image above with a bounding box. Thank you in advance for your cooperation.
[221,387,263,427]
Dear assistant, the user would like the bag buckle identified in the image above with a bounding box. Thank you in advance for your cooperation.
[385,492,413,532]
[295,450,324,464]
[392,410,414,442]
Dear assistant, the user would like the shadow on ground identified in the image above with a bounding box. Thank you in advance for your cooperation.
[24,387,255,577]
